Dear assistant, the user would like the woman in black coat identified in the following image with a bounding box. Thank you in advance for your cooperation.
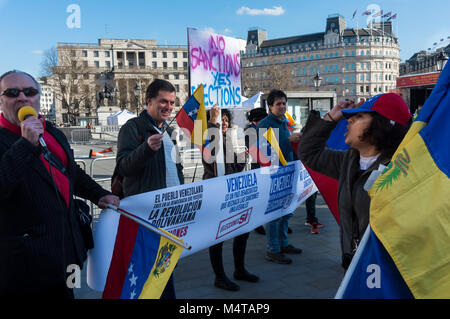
[202,106,259,291]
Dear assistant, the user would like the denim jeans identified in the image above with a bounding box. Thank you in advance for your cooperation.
[266,214,292,253]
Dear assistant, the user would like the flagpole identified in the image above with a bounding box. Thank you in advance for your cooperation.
[107,204,192,250]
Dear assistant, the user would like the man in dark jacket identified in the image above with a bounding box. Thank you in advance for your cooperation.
[0,70,119,297]
[116,79,184,298]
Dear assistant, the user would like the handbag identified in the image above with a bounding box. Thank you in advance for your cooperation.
[74,199,94,251]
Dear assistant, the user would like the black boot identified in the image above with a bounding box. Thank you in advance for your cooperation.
[214,275,240,291]
[209,243,240,291]
[234,269,259,283]
[232,233,259,283]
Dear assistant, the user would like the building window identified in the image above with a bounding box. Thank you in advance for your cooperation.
[152,52,157,58]
[183,52,188,59]
[152,62,157,69]
[173,62,178,69]
[173,52,178,58]
[105,61,111,68]
[366,86,370,92]
[105,51,110,57]
[82,50,88,57]
[94,61,99,68]
[163,52,167,58]
[163,62,168,69]
[117,52,123,59]
[360,86,364,92]
[94,51,99,57]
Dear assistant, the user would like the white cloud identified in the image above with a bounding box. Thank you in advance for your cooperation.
[203,27,216,34]
[32,50,44,55]
[236,6,285,16]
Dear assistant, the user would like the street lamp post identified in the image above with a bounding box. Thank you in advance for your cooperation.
[134,83,141,115]
[436,51,449,72]
[313,72,323,91]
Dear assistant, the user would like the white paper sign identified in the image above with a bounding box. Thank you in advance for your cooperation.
[188,28,246,108]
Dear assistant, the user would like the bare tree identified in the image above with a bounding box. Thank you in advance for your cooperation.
[40,46,97,125]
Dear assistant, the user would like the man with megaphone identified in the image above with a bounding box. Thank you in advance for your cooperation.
[0,70,120,298]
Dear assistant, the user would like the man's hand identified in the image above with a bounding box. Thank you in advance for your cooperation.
[288,132,301,143]
[147,134,163,151]
[20,117,43,146]
[97,194,120,209]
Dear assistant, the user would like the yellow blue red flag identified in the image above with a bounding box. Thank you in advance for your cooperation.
[176,84,208,157]
[102,212,184,299]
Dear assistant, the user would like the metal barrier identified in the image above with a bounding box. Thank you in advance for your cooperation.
[88,156,117,223]
[71,129,91,144]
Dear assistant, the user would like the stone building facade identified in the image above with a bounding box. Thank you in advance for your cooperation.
[54,38,189,125]
[241,14,400,101]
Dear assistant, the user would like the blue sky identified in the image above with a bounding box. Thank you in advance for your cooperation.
[1,0,449,78]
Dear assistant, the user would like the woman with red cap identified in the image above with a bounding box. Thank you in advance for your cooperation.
[298,93,412,270]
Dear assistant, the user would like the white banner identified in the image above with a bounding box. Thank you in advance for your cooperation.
[188,28,246,108]
[87,161,317,291]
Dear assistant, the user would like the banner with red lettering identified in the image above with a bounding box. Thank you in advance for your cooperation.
[87,161,317,291]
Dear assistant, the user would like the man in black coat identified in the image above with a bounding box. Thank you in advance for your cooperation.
[0,70,120,298]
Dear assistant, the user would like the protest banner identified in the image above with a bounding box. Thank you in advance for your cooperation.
[87,161,317,291]
[188,28,246,108]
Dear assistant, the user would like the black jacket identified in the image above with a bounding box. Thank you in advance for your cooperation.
[0,122,110,296]
[298,112,390,268]
[202,122,246,179]
[116,111,184,197]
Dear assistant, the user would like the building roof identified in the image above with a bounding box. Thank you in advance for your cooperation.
[260,32,325,48]
[259,27,394,49]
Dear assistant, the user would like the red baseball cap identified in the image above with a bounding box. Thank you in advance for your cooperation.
[342,93,411,126]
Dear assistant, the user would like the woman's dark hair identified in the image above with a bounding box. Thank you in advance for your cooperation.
[206,108,232,125]
[145,79,175,100]
[361,112,412,159]
[247,107,268,122]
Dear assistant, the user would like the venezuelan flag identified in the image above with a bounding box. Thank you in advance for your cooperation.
[337,63,450,298]
[176,84,208,157]
[335,226,414,298]
[263,127,287,166]
[102,214,184,299]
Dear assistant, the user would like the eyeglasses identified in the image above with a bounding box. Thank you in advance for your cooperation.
[0,87,39,98]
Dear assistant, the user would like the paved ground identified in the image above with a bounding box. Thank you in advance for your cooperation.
[71,141,345,299]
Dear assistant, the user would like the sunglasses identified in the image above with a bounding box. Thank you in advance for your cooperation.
[0,87,39,98]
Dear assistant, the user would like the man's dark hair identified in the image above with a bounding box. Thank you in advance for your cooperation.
[361,112,412,159]
[145,79,175,100]
[267,89,287,107]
